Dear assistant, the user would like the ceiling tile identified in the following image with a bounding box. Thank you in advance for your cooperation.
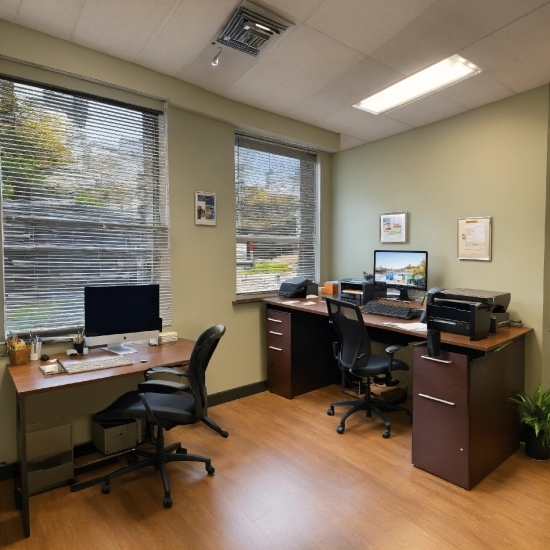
[340,134,366,151]
[320,106,413,143]
[137,0,236,76]
[226,25,364,104]
[385,93,467,127]
[72,0,178,63]
[305,0,436,55]
[257,0,323,22]
[437,72,515,109]
[0,0,23,21]
[493,3,550,81]
[369,0,549,76]
[15,0,85,41]
[459,36,548,94]
[284,57,405,123]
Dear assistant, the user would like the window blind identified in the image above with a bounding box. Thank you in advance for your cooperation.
[0,77,171,333]
[235,133,318,296]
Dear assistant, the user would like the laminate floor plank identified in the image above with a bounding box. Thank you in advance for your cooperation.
[1,385,550,549]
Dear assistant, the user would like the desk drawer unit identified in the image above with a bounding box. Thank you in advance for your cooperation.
[266,309,292,398]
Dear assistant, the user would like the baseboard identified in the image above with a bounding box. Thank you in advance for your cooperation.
[0,462,15,481]
[209,380,267,407]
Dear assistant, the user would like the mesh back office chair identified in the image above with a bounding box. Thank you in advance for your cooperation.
[325,298,411,437]
[139,325,229,438]
[72,324,226,508]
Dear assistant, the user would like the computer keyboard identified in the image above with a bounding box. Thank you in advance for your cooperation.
[59,355,134,374]
[362,301,423,320]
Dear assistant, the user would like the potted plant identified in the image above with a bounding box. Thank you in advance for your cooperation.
[510,384,550,461]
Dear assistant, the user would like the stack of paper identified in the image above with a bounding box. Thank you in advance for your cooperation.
[159,331,178,344]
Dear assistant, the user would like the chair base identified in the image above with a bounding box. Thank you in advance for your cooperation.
[71,425,214,507]
[327,379,412,437]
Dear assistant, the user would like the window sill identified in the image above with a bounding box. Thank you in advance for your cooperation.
[232,293,278,305]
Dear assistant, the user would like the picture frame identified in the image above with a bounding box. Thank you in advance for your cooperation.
[380,212,407,243]
[195,191,216,226]
[457,216,491,261]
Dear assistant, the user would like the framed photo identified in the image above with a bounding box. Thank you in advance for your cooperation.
[380,212,407,243]
[195,191,216,226]
[458,216,491,261]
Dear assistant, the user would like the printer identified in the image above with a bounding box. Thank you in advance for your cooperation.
[278,277,318,298]
[426,288,511,341]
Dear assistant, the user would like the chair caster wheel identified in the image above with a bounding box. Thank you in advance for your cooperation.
[163,496,172,508]
[336,425,345,434]
[176,447,188,455]
[206,465,215,475]
[101,483,111,494]
[327,407,334,416]
[382,430,391,439]
[221,431,229,438]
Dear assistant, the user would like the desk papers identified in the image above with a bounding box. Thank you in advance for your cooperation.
[382,322,427,333]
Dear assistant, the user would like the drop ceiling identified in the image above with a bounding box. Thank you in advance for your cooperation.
[1,0,550,150]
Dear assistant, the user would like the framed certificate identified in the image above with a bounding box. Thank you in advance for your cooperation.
[458,216,491,261]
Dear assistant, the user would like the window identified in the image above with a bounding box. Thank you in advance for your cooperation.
[235,133,318,296]
[0,77,170,333]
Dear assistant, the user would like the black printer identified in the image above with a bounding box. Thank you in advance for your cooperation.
[425,288,511,341]
[278,277,318,298]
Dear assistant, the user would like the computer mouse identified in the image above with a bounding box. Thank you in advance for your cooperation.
[40,354,50,361]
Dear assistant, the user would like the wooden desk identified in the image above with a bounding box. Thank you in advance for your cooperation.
[264,296,533,489]
[8,339,195,538]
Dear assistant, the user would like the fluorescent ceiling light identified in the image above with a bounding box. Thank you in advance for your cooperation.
[353,55,482,115]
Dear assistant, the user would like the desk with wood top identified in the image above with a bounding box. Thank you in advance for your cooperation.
[264,296,533,490]
[8,339,195,538]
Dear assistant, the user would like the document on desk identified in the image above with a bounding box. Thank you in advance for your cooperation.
[383,322,427,332]
[281,300,317,305]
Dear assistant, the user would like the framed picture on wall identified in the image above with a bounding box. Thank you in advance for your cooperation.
[195,191,216,226]
[380,212,407,243]
[457,216,491,260]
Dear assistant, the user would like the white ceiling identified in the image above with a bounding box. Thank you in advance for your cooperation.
[1,0,550,150]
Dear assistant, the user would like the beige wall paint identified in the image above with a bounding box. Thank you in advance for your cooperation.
[331,86,550,393]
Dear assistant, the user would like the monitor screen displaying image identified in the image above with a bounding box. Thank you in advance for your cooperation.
[374,250,428,300]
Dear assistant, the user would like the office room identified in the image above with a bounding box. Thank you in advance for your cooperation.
[0,1,549,548]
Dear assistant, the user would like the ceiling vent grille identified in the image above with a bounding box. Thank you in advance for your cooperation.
[217,7,288,57]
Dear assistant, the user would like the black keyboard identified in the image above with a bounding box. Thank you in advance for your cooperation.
[362,301,423,320]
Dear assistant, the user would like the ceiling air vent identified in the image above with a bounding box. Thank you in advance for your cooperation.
[217,6,288,57]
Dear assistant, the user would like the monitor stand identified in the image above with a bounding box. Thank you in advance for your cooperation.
[103,344,137,355]
[386,288,411,301]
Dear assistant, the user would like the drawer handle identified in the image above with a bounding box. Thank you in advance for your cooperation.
[267,318,282,323]
[420,355,452,364]
[269,346,283,352]
[269,331,282,336]
[418,393,455,406]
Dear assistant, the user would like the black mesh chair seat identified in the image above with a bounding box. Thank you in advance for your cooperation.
[325,298,412,437]
[71,324,227,509]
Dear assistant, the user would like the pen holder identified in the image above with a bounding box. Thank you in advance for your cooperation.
[8,345,31,366]
[30,342,42,361]
[73,341,84,355]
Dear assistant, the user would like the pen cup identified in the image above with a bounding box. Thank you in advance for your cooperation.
[73,341,84,355]
[30,342,42,361]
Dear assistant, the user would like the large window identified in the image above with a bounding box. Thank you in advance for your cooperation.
[0,77,170,333]
[235,133,318,296]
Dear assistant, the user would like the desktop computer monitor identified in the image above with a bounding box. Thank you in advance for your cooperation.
[374,250,428,301]
[84,284,161,354]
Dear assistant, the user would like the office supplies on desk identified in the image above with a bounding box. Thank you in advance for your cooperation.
[362,301,423,319]
[59,355,133,374]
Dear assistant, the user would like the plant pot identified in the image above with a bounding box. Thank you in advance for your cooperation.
[524,425,549,461]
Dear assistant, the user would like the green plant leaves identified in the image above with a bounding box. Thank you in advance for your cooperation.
[510,384,550,450]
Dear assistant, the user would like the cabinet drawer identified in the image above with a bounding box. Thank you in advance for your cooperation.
[267,337,291,399]
[413,346,469,387]
[266,309,291,341]
[413,374,468,409]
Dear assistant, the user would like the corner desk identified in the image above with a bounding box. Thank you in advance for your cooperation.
[7,339,195,538]
[264,296,533,490]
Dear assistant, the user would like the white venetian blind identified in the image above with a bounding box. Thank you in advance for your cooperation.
[0,77,171,333]
[235,133,318,296]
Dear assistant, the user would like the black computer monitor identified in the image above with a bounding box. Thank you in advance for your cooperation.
[373,250,428,301]
[84,284,160,354]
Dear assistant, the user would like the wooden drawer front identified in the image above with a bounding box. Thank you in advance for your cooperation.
[413,375,468,409]
[266,309,291,341]
[412,384,469,489]
[413,346,469,387]
[267,337,292,399]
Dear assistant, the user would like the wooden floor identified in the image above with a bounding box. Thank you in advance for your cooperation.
[2,385,550,550]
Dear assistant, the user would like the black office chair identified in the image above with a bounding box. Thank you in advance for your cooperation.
[325,298,411,437]
[138,325,228,438]
[72,324,226,508]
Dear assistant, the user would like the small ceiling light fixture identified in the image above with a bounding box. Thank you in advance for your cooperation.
[353,54,482,115]
[212,47,222,66]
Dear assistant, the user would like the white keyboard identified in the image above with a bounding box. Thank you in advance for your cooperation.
[59,355,133,374]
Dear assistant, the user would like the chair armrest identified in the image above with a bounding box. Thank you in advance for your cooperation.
[385,344,405,355]
[144,365,189,379]
[138,379,188,394]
